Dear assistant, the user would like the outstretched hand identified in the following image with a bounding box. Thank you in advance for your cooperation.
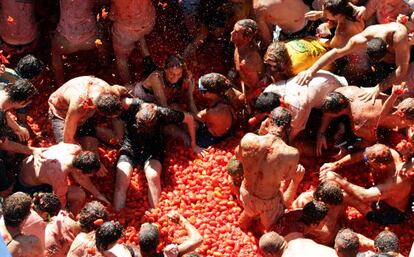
[296,70,314,86]
[358,85,380,105]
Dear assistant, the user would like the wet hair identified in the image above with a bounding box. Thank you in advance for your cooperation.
[72,151,101,174]
[3,192,32,227]
[198,73,232,95]
[270,107,292,128]
[367,38,387,62]
[33,192,61,217]
[264,42,290,73]
[321,92,349,114]
[364,144,393,165]
[334,228,360,257]
[15,54,43,79]
[371,254,394,257]
[314,181,344,205]
[259,232,286,256]
[183,253,201,257]
[323,0,357,21]
[254,92,281,113]
[397,98,414,120]
[79,201,108,232]
[236,19,258,38]
[135,104,159,129]
[4,78,38,103]
[95,222,124,252]
[96,94,122,117]
[374,231,400,253]
[301,200,329,225]
[139,223,160,254]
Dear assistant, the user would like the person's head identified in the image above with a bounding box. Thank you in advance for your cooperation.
[95,94,122,117]
[72,151,100,175]
[394,98,414,121]
[254,92,281,113]
[95,221,124,252]
[264,42,291,78]
[15,54,43,80]
[198,73,232,101]
[164,55,186,84]
[79,201,108,232]
[4,78,38,108]
[323,0,356,21]
[363,144,394,172]
[3,192,32,228]
[134,103,159,132]
[33,192,61,221]
[314,181,344,206]
[301,200,329,227]
[183,253,201,257]
[269,107,292,137]
[231,19,258,46]
[367,38,387,63]
[374,231,400,253]
[334,229,360,257]
[139,223,160,255]
[320,92,350,116]
[259,232,287,257]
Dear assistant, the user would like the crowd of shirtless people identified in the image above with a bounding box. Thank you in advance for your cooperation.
[1,0,414,256]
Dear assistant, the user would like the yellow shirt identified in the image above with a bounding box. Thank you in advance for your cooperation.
[285,38,331,75]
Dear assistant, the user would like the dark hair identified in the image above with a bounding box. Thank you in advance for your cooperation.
[271,107,292,128]
[3,192,32,227]
[15,54,43,79]
[198,73,232,95]
[314,182,344,205]
[323,0,357,21]
[259,232,286,255]
[374,231,400,253]
[139,223,160,254]
[254,92,281,113]
[364,144,393,165]
[33,192,61,217]
[371,254,394,257]
[264,42,290,73]
[72,151,100,174]
[334,228,360,257]
[96,94,122,117]
[397,98,414,120]
[79,201,108,232]
[183,253,201,257]
[236,19,258,38]
[4,78,38,102]
[367,38,387,62]
[301,200,329,225]
[135,104,159,129]
[321,92,349,114]
[95,222,124,252]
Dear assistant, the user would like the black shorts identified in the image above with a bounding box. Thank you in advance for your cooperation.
[196,123,232,148]
[49,112,97,143]
[14,178,52,196]
[118,135,164,167]
[366,201,407,225]
[279,20,319,41]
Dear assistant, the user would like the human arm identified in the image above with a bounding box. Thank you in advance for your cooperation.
[148,73,169,107]
[356,233,375,252]
[70,170,110,205]
[63,100,82,144]
[255,11,273,48]
[182,112,200,153]
[186,77,198,115]
[166,211,203,255]
[304,10,324,21]
[316,114,334,156]
[0,138,43,155]
[353,0,376,21]
[5,112,29,141]
[296,36,366,85]
[379,83,408,119]
[319,151,365,172]
[283,164,305,208]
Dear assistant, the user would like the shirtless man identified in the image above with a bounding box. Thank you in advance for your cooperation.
[236,107,300,230]
[254,71,347,141]
[51,0,107,85]
[17,143,110,209]
[259,231,338,257]
[359,0,414,24]
[230,19,264,104]
[94,222,132,257]
[197,73,239,147]
[48,76,128,145]
[0,0,39,55]
[111,0,156,84]
[296,22,411,101]
[320,144,412,225]
[1,192,43,257]
[253,0,312,47]
[335,229,376,257]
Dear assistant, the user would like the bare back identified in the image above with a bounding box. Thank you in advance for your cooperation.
[283,236,338,257]
[7,235,43,257]
[239,133,299,199]
[200,103,234,137]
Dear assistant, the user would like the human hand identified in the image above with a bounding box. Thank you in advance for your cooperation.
[167,211,181,223]
[396,14,409,24]
[319,170,342,183]
[305,10,324,21]
[316,23,332,38]
[295,70,314,85]
[14,126,30,142]
[163,244,179,257]
[354,5,366,20]
[358,85,380,105]
[391,82,408,96]
[320,162,340,173]
[294,164,306,183]
[316,133,327,156]
[193,145,208,157]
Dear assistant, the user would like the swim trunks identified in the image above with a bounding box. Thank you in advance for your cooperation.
[366,200,407,225]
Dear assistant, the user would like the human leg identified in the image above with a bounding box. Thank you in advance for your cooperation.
[144,159,162,208]
[114,156,134,212]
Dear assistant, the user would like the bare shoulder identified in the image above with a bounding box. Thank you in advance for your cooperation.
[240,133,261,151]
[20,235,43,256]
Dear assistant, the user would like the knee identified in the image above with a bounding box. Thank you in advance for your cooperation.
[116,161,133,178]
[144,160,162,182]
